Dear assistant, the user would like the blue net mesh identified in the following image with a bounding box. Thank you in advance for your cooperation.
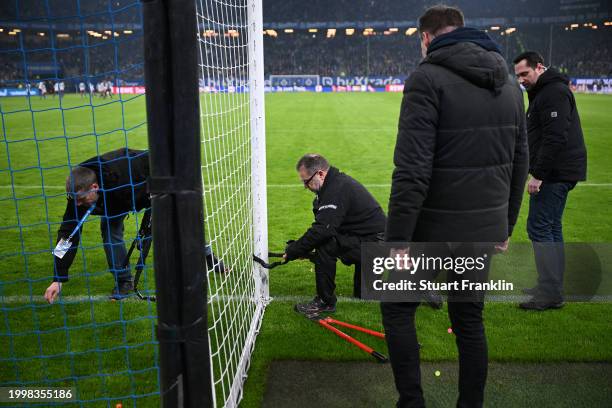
[0,1,160,406]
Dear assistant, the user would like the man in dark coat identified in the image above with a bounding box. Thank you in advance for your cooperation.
[513,51,587,310]
[284,153,386,315]
[44,148,223,303]
[382,6,529,408]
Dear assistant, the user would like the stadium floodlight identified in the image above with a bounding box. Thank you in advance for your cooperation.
[505,27,516,35]
[38,32,45,36]
[405,27,417,36]
[308,28,318,33]
[327,28,336,38]
[8,31,16,35]
[284,28,294,33]
[389,27,399,32]
[266,29,278,37]
[13,28,21,32]
[124,29,133,34]
[346,28,355,35]
[490,26,500,30]
[56,33,69,38]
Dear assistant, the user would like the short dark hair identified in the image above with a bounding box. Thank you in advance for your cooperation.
[296,153,330,174]
[513,51,545,68]
[418,5,465,35]
[66,166,97,192]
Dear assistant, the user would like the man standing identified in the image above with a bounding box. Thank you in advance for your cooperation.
[383,6,528,408]
[284,154,386,315]
[38,81,47,99]
[58,80,65,99]
[513,51,587,310]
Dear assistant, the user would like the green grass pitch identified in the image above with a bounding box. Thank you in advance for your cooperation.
[0,92,611,407]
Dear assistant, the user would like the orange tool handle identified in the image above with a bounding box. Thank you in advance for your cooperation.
[318,319,388,363]
[323,317,385,339]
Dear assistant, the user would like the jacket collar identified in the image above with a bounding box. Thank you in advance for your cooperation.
[319,166,339,195]
[526,67,569,101]
[427,27,501,55]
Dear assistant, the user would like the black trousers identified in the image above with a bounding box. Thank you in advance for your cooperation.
[381,301,487,408]
[312,234,380,305]
[381,243,491,408]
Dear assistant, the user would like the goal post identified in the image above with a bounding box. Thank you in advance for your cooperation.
[249,0,270,303]
[145,0,269,406]
[197,0,269,404]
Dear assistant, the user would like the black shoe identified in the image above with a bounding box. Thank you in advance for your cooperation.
[206,254,227,273]
[423,290,443,309]
[519,297,564,311]
[110,280,134,300]
[522,286,539,296]
[294,297,336,315]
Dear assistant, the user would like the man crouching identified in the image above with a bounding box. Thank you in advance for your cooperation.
[284,154,386,315]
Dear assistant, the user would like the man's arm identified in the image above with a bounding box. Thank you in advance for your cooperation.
[285,187,349,260]
[52,200,87,282]
[386,70,439,242]
[530,88,573,180]
[507,95,530,237]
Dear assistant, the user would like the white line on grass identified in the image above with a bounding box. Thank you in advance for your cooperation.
[2,294,611,304]
[0,294,370,304]
[2,183,612,190]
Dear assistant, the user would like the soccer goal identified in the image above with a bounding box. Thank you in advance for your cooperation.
[142,0,268,406]
[197,0,269,406]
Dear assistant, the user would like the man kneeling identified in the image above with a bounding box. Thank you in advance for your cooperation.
[284,154,386,315]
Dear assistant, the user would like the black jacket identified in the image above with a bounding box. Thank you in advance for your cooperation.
[53,149,150,281]
[285,167,386,260]
[386,27,529,243]
[526,68,587,182]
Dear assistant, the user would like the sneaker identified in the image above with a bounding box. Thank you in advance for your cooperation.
[519,297,564,311]
[206,254,227,274]
[522,286,539,296]
[110,280,134,300]
[294,297,336,315]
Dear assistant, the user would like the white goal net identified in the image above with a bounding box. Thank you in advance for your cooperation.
[195,0,268,406]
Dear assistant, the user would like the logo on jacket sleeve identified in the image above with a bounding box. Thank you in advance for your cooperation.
[551,111,558,118]
[318,204,338,211]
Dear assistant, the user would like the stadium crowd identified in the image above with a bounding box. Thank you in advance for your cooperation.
[263,27,612,78]
[0,0,610,86]
[262,0,584,22]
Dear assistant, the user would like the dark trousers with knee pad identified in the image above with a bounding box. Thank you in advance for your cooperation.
[312,234,378,305]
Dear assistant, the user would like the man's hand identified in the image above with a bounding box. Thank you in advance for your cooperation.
[527,177,542,195]
[44,282,62,304]
[282,253,287,261]
[495,238,509,253]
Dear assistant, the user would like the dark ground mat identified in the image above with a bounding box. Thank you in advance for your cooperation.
[263,361,612,407]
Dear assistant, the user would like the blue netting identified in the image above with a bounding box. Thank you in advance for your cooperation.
[0,1,160,406]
